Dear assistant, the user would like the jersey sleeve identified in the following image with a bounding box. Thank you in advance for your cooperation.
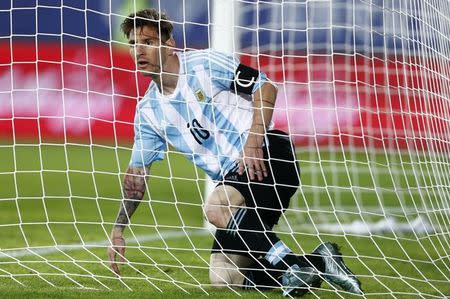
[207,49,270,95]
[129,107,166,167]
[207,49,240,90]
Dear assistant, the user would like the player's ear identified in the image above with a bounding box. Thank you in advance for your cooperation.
[165,37,176,54]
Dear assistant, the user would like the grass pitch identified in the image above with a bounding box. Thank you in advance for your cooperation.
[0,142,448,298]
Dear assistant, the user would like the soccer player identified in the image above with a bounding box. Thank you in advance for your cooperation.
[107,8,362,296]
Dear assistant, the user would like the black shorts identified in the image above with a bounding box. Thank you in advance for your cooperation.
[220,129,300,228]
[211,130,300,256]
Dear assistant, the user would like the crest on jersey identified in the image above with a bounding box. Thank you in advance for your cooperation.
[195,89,206,102]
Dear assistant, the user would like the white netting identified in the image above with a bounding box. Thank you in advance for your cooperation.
[0,0,449,297]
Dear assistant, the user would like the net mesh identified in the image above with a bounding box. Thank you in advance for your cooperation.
[0,0,449,297]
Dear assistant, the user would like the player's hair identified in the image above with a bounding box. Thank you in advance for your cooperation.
[121,8,173,42]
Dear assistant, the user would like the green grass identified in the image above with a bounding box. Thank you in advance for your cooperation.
[0,142,449,298]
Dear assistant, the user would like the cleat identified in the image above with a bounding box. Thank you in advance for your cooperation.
[281,264,321,297]
[312,242,363,295]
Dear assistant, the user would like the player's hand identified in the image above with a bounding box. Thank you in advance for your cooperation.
[239,134,267,181]
[107,230,126,275]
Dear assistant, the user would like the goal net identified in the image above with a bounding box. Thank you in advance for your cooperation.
[0,0,449,297]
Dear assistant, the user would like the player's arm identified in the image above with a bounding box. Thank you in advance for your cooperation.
[228,61,278,181]
[107,104,166,275]
[239,82,277,181]
[207,49,277,181]
[108,165,149,275]
[114,166,149,231]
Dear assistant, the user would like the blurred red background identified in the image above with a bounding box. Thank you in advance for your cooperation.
[1,42,447,152]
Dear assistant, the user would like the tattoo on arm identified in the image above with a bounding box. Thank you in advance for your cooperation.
[114,167,147,231]
[114,198,141,229]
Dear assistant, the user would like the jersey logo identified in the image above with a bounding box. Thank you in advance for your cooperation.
[195,89,206,102]
[187,118,210,145]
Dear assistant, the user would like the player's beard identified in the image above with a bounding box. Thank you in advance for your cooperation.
[139,63,161,77]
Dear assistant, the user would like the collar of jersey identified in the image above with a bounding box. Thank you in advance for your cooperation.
[149,51,184,99]
[175,51,185,75]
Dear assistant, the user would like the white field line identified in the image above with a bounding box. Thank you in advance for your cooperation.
[0,230,211,259]
[0,215,442,260]
[302,216,438,235]
[277,215,441,235]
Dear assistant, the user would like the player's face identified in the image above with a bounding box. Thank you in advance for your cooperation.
[128,26,169,76]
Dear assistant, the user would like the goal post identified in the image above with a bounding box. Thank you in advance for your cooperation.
[0,0,449,297]
[202,0,239,232]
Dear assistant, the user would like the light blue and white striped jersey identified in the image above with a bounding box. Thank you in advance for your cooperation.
[130,49,269,181]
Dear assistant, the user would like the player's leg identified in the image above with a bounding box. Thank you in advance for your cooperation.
[204,177,304,273]
[311,242,363,294]
[204,185,244,229]
[207,131,321,295]
[210,227,328,294]
[206,184,310,293]
[211,224,284,290]
[208,130,361,295]
[206,182,301,270]
[246,130,325,296]
[205,184,285,289]
[219,130,303,271]
[209,252,252,288]
[264,131,362,294]
[203,130,298,230]
[210,251,291,291]
[209,203,325,295]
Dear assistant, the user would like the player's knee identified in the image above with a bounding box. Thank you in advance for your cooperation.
[204,185,245,228]
[204,204,226,228]
[209,257,245,287]
[209,266,237,288]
